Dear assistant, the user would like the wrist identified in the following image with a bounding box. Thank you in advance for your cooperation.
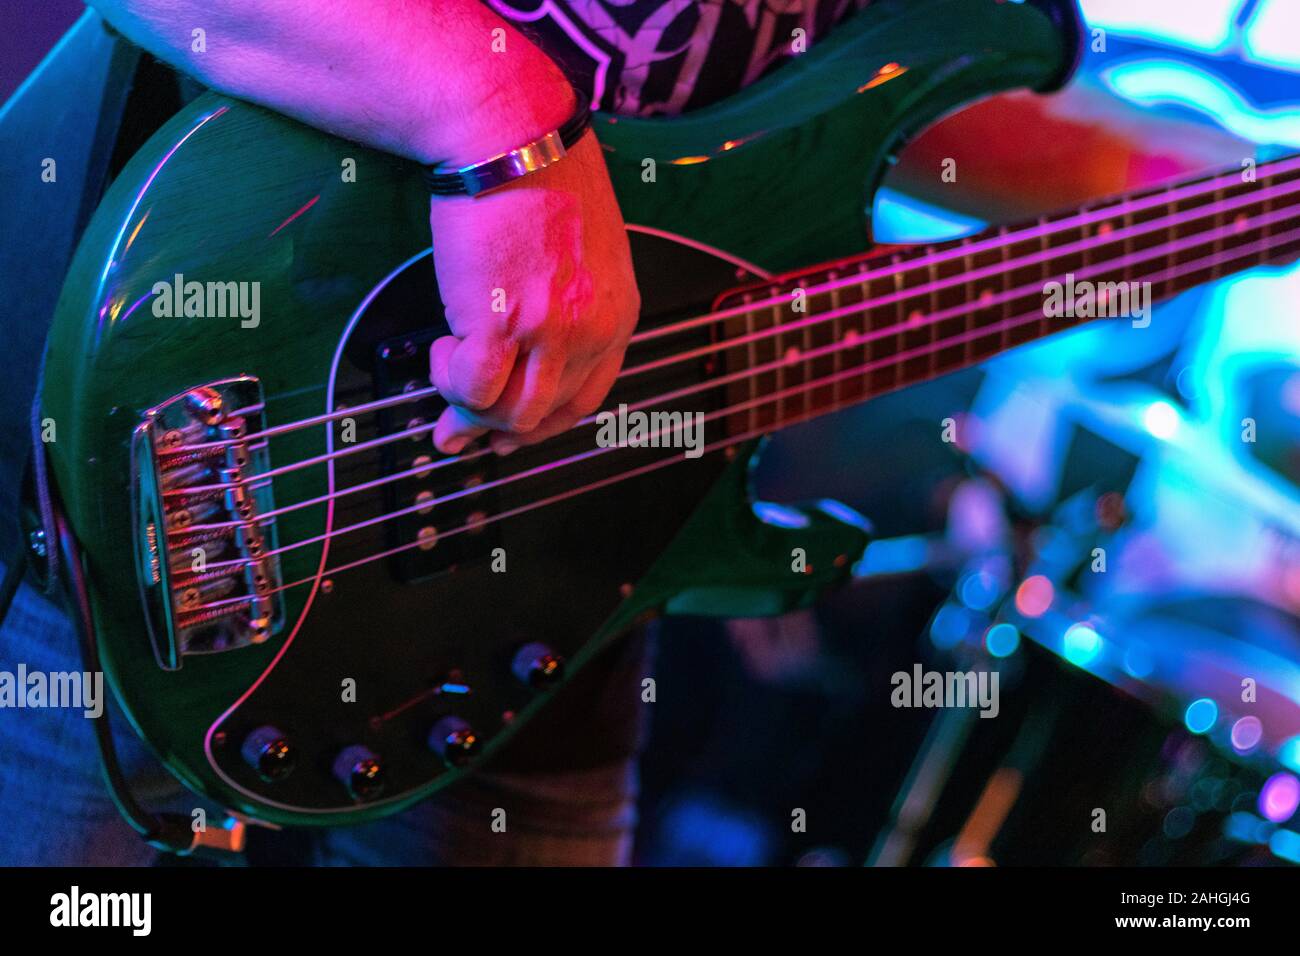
[421,71,577,170]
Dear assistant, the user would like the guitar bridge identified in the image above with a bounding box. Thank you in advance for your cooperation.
[132,376,284,670]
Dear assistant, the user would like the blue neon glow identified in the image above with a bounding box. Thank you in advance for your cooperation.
[1079,0,1239,54]
[1184,697,1219,734]
[752,501,811,529]
[1062,623,1104,667]
[1100,61,1300,147]
[1141,399,1182,440]
[985,623,1021,658]
[958,570,1001,611]
[930,603,970,649]
[1224,811,1263,843]
[872,187,986,244]
[1123,644,1156,680]
[1243,1,1300,72]
[1280,735,1300,773]
[854,535,930,577]
[1268,827,1300,864]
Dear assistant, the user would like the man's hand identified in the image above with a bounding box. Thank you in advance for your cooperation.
[86,1,640,456]
[428,132,639,456]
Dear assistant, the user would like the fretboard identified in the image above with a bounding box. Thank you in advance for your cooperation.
[710,153,1300,440]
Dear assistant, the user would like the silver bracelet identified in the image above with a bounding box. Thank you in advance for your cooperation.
[423,90,592,198]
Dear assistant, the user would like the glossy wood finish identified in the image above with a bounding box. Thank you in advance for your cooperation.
[41,0,1073,825]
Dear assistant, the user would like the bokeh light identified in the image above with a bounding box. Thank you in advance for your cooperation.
[1184,698,1219,735]
[1014,575,1054,618]
[1259,772,1300,824]
[1230,716,1263,753]
[985,622,1021,658]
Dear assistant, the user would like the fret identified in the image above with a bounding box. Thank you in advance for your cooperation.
[1036,214,1053,340]
[1126,183,1172,314]
[931,234,971,372]
[1162,184,1179,301]
[926,252,940,382]
[827,269,843,407]
[1087,201,1128,328]
[1000,215,1046,347]
[967,232,1005,361]
[1077,208,1093,327]
[802,268,839,412]
[771,286,791,425]
[751,286,778,430]
[850,258,874,402]
[743,291,758,437]
[881,252,907,394]
[897,250,931,387]
[997,227,1011,356]
[1209,181,1226,284]
[1121,202,1135,308]
[1248,163,1268,269]
[1175,172,1228,296]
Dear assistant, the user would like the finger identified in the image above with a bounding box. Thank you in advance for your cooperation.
[492,350,623,453]
[496,346,566,435]
[433,405,488,455]
[428,330,516,411]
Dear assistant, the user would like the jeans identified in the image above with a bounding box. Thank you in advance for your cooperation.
[0,571,643,866]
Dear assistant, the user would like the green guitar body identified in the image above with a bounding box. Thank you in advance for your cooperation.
[41,0,1077,826]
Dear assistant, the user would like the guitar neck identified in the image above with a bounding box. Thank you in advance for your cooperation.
[709,154,1300,440]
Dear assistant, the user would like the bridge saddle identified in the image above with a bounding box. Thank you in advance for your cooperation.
[131,376,284,670]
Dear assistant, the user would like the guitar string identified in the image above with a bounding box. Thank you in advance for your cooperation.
[627,153,1300,346]
[167,158,1300,455]
[169,201,1300,539]
[173,220,1300,603]
[617,181,1300,378]
[162,173,1300,509]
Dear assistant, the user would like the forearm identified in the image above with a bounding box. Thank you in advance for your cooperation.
[85,0,575,166]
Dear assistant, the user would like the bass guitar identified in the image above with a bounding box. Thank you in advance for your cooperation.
[37,0,1300,828]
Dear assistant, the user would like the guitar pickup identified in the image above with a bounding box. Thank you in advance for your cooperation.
[132,376,284,670]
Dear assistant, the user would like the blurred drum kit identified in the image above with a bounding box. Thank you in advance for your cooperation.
[859,262,1300,866]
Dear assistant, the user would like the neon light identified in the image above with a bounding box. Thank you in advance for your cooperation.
[1063,623,1103,667]
[1259,772,1300,823]
[1243,1,1300,72]
[873,187,986,244]
[1230,715,1264,752]
[1014,576,1054,618]
[1079,0,1240,54]
[1184,697,1219,734]
[1101,61,1300,147]
[1142,399,1181,440]
[985,623,1021,658]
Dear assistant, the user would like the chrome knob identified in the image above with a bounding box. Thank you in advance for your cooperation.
[332,745,385,800]
[240,725,296,782]
[512,642,565,689]
[428,716,481,768]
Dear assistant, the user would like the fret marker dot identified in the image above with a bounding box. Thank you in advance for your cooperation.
[978,289,994,307]
[1097,222,1113,237]
[843,329,859,345]
[1234,213,1248,233]
[784,346,802,363]
[908,310,924,327]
